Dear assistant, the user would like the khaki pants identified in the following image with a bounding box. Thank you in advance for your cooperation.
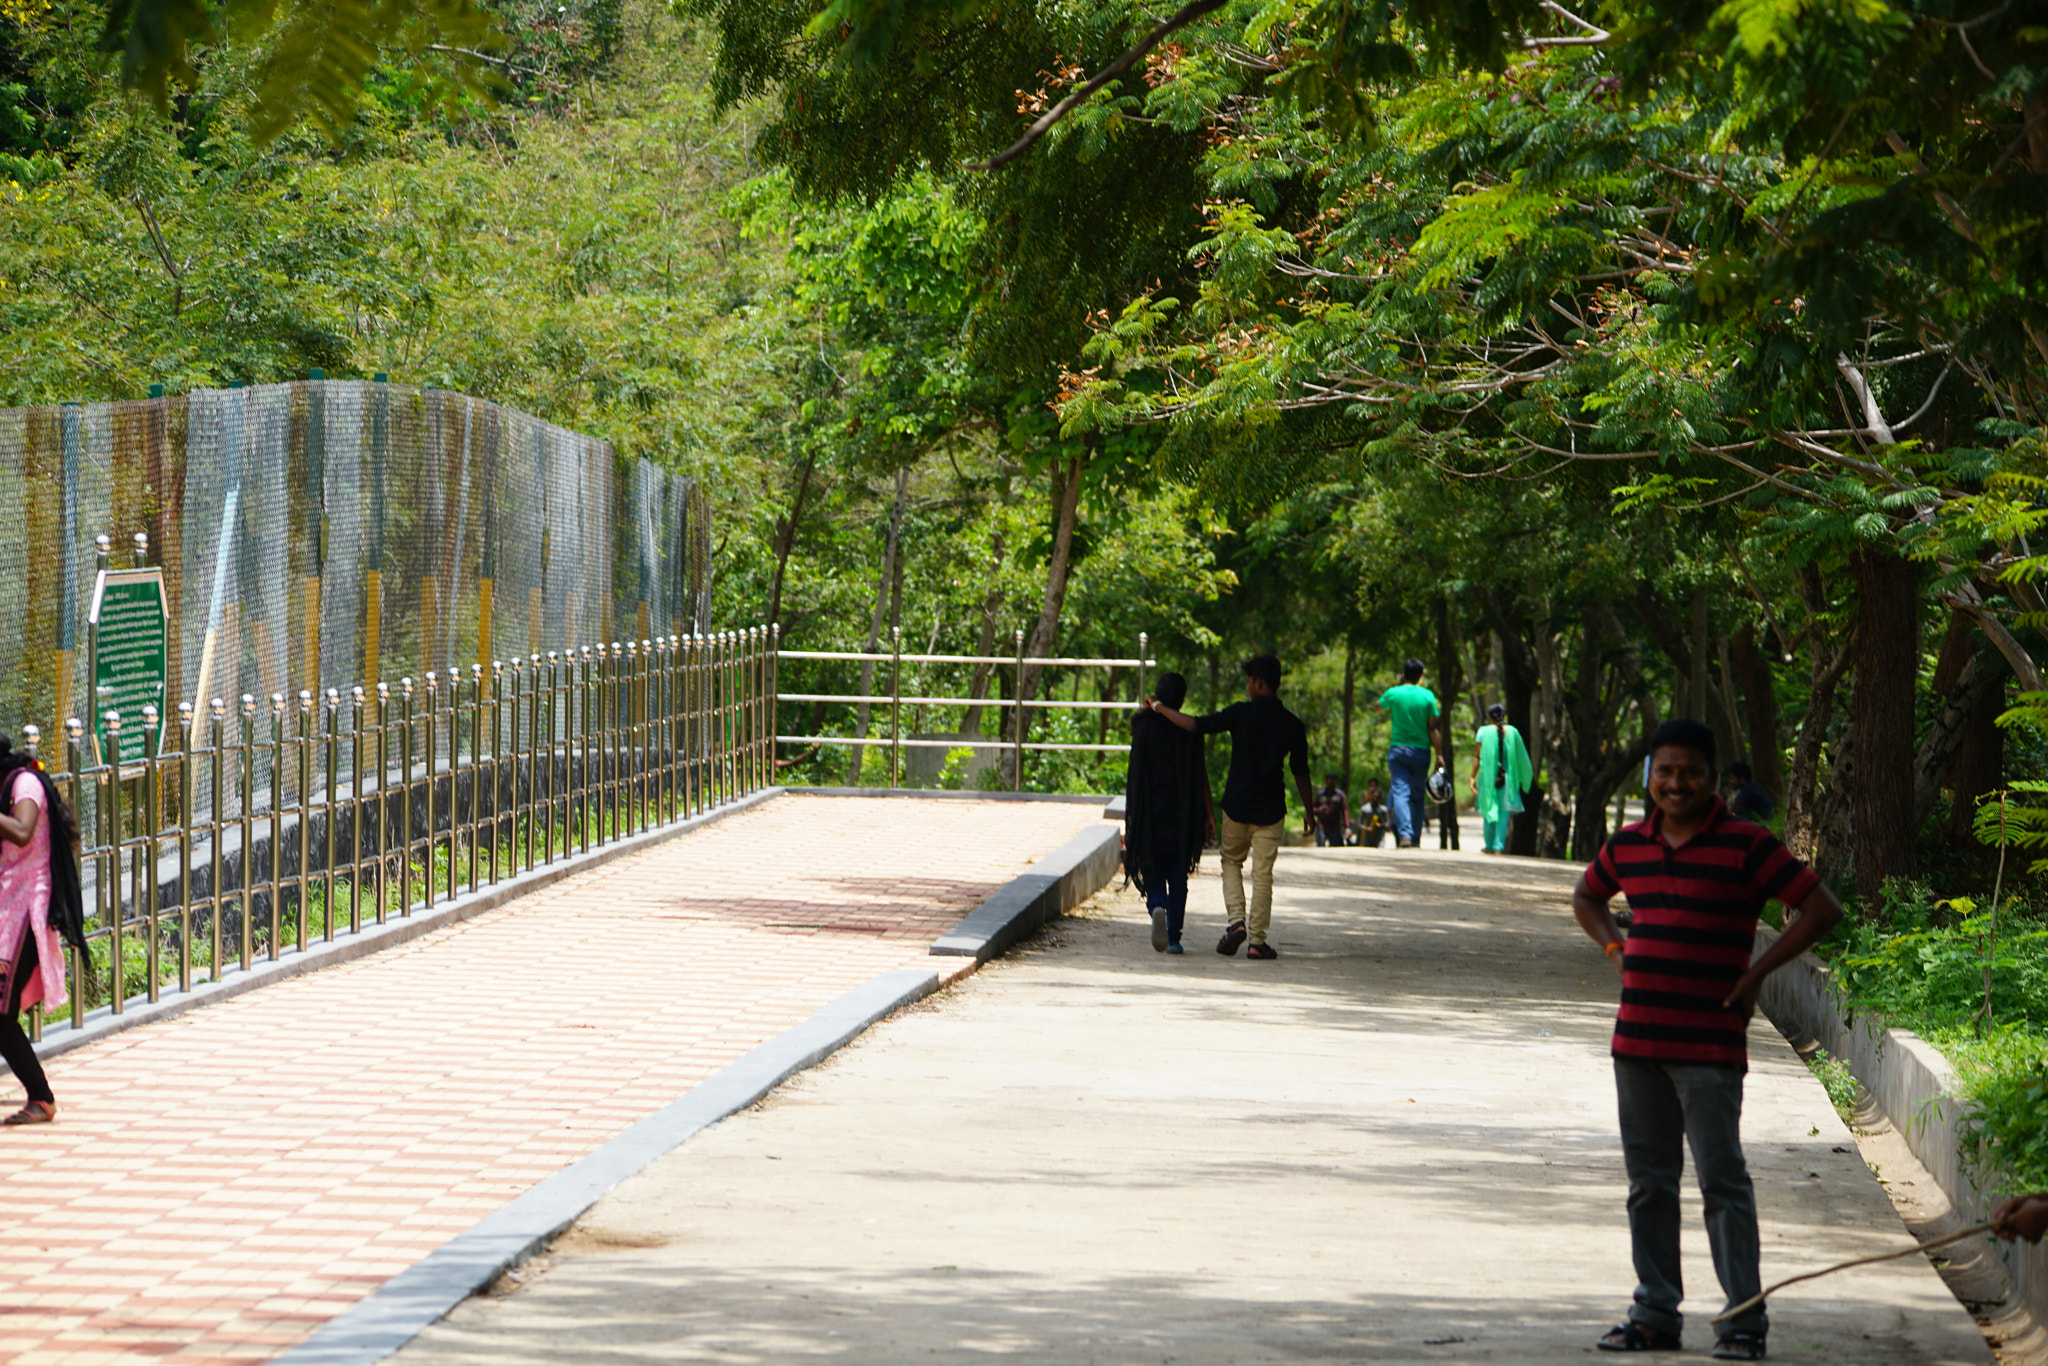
[1219,816,1283,945]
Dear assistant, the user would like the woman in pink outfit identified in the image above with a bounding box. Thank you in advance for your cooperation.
[0,734,84,1126]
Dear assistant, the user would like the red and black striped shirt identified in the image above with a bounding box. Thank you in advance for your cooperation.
[1583,797,1820,1070]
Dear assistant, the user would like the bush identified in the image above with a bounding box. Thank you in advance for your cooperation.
[1828,877,2048,1195]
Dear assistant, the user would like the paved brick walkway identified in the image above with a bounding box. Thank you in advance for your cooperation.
[0,795,1112,1366]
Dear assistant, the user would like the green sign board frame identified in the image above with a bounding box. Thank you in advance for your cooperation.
[89,567,170,772]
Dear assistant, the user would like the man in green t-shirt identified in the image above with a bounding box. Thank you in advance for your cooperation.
[1376,658,1443,849]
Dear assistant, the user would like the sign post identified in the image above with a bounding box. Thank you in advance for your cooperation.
[89,536,170,773]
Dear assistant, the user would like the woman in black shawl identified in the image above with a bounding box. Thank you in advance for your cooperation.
[1124,672,1212,953]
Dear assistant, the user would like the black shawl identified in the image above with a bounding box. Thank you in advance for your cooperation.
[1123,709,1210,892]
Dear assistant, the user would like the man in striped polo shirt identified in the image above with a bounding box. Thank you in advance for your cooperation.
[1572,719,1842,1361]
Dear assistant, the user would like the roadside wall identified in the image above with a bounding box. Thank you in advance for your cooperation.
[1757,924,2048,1323]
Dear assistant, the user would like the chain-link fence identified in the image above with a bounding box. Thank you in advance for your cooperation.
[0,380,712,752]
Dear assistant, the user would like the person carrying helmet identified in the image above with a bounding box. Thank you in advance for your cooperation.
[1376,658,1444,849]
[1144,654,1312,960]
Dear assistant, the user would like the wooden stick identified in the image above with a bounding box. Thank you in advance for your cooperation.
[1713,1221,1995,1324]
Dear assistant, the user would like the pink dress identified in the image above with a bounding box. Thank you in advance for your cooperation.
[0,768,66,1013]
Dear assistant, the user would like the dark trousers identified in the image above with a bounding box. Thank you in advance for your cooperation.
[1,931,54,1105]
[1141,856,1190,944]
[1614,1057,1764,1337]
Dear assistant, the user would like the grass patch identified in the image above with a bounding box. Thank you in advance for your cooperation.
[1803,1047,1860,1124]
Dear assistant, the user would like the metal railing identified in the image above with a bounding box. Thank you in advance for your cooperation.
[776,629,1155,788]
[26,627,775,1040]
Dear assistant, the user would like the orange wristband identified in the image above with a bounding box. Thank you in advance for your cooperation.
[1604,941,1624,959]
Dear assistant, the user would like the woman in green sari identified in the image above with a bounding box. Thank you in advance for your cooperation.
[1468,703,1533,855]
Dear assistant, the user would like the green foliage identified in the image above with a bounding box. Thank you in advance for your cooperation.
[1826,877,2048,1196]
[1803,1046,1859,1125]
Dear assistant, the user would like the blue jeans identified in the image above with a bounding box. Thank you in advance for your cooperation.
[1141,856,1189,944]
[1614,1058,1766,1337]
[1387,746,1431,843]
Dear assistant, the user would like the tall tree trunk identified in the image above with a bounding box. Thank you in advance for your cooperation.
[1914,647,2007,830]
[1949,680,2007,844]
[959,533,1007,738]
[1484,593,1541,856]
[846,467,909,784]
[765,450,817,628]
[1812,720,1857,887]
[1341,641,1356,796]
[1850,544,1920,902]
[1730,625,1784,799]
[1532,620,1572,857]
[1008,453,1083,785]
[1433,595,1462,847]
[1570,603,1661,858]
[1785,643,1851,861]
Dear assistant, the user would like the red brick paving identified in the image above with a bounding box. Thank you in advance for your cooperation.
[0,795,1112,1365]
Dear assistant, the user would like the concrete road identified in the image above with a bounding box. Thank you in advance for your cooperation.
[397,844,1991,1365]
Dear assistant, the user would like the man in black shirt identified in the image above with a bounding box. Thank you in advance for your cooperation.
[1145,654,1312,960]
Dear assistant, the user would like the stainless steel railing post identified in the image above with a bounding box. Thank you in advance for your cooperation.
[422,672,439,907]
[399,678,415,913]
[324,688,340,938]
[174,702,193,994]
[238,696,255,968]
[489,661,505,883]
[296,690,313,946]
[350,687,366,933]
[140,705,161,1004]
[208,698,226,980]
[63,718,87,1027]
[268,694,286,957]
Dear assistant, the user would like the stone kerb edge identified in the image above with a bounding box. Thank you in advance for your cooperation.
[789,786,1112,806]
[1755,924,2048,1332]
[929,823,1121,962]
[32,787,788,1063]
[269,965,945,1366]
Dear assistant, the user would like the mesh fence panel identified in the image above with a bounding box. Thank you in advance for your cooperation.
[0,381,712,769]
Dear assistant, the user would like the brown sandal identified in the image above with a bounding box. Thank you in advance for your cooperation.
[3,1100,55,1125]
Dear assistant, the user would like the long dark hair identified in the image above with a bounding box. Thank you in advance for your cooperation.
[0,734,87,957]
[1487,703,1508,788]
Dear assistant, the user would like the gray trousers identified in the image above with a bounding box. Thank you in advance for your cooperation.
[1614,1057,1767,1337]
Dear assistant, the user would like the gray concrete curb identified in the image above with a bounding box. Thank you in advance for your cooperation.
[269,965,943,1366]
[930,823,1121,962]
[33,788,788,1062]
[1756,924,2048,1333]
[788,786,1110,806]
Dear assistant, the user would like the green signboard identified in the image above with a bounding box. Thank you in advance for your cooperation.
[90,567,169,770]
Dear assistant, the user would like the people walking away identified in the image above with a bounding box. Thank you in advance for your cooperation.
[1356,779,1388,847]
[1376,659,1442,849]
[1725,762,1774,823]
[1469,704,1533,855]
[1571,718,1842,1361]
[1313,773,1348,847]
[0,735,86,1127]
[1145,654,1312,961]
[1124,672,1213,955]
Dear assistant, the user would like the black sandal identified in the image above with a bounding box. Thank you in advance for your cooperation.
[1596,1321,1681,1352]
[1712,1330,1767,1361]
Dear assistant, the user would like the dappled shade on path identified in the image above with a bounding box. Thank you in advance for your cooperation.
[397,841,1991,1366]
